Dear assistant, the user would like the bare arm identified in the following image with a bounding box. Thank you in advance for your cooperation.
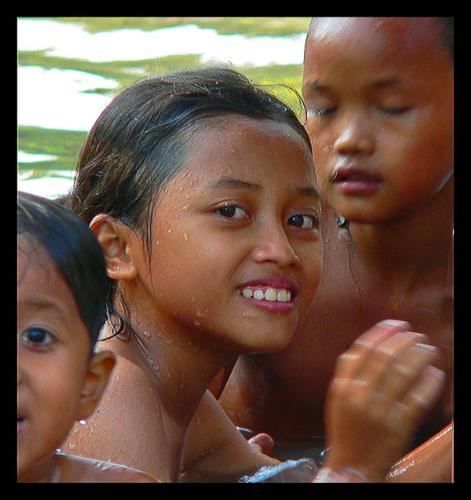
[386,423,453,482]
[179,389,279,482]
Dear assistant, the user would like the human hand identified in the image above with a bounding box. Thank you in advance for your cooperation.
[248,433,275,456]
[321,320,445,482]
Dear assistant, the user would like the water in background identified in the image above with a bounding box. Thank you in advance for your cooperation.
[18,18,307,198]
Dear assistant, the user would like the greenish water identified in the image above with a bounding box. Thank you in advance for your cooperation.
[18,17,310,184]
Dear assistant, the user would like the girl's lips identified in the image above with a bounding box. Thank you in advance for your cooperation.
[238,277,298,294]
[241,296,295,313]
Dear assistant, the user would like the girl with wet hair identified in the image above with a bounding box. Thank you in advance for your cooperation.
[64,67,444,482]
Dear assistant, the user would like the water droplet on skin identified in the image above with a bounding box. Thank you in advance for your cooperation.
[183,232,189,241]
[148,358,159,371]
[79,420,86,425]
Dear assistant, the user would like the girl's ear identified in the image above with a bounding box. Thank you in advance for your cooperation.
[76,350,116,422]
[90,214,138,280]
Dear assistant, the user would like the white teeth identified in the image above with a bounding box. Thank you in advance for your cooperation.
[253,290,265,300]
[277,289,289,302]
[240,287,292,302]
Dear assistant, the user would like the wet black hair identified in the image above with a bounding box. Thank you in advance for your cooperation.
[17,191,109,351]
[70,66,313,337]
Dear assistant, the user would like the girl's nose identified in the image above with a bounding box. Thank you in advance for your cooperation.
[252,225,300,267]
[333,112,375,156]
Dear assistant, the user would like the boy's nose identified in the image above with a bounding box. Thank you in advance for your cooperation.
[333,113,375,156]
[252,225,300,267]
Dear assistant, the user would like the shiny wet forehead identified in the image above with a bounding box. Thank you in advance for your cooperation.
[307,17,446,61]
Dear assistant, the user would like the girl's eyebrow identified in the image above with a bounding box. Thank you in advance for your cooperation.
[208,177,318,199]
[208,177,260,191]
[296,186,319,199]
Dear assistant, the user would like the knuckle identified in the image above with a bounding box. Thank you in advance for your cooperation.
[394,363,416,381]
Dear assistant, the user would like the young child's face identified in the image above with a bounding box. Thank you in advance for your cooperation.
[133,116,321,354]
[17,241,92,478]
[302,17,453,223]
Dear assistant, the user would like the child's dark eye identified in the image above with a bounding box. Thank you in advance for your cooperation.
[216,204,249,220]
[288,214,319,230]
[21,327,55,348]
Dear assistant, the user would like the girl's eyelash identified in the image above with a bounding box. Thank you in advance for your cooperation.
[288,213,320,230]
[216,204,249,220]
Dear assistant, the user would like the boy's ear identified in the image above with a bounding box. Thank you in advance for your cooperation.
[90,214,138,280]
[76,350,116,421]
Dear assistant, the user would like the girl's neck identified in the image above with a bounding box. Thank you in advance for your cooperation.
[346,180,453,290]
[101,302,235,481]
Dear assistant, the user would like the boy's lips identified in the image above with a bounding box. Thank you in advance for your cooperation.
[331,166,383,195]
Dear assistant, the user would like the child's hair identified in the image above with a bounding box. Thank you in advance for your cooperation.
[17,191,109,350]
[307,17,454,58]
[70,66,312,337]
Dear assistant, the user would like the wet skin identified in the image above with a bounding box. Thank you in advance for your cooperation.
[17,240,126,482]
[62,116,322,482]
[17,242,93,481]
[219,18,453,478]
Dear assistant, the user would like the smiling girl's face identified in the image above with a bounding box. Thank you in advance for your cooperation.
[302,17,454,223]
[130,116,321,355]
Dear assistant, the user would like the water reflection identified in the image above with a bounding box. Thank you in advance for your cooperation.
[18,19,306,65]
[18,66,117,131]
[18,18,306,198]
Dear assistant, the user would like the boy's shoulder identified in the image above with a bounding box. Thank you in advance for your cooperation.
[56,452,160,483]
